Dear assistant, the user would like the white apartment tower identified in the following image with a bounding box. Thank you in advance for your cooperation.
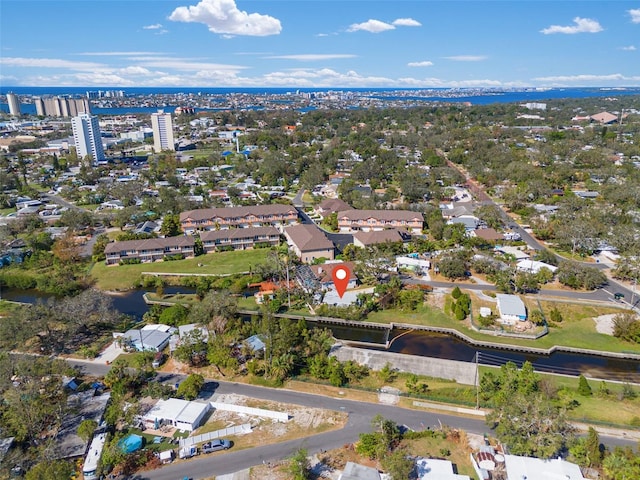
[6,93,21,116]
[71,113,105,165]
[151,109,175,152]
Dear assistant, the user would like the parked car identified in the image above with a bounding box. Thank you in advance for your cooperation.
[201,439,231,454]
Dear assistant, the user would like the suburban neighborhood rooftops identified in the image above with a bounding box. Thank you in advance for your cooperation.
[104,236,194,254]
[200,226,279,241]
[284,224,334,252]
[180,204,297,222]
[352,229,409,246]
[337,209,424,222]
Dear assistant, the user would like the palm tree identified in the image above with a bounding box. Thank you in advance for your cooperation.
[269,353,294,382]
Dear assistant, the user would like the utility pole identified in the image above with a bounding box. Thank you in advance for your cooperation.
[475,351,480,410]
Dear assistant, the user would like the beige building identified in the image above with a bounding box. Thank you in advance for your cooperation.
[180,205,298,233]
[151,110,175,152]
[284,224,335,263]
[104,236,195,265]
[200,226,280,252]
[337,209,424,234]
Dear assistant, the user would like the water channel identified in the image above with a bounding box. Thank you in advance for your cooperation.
[3,287,640,383]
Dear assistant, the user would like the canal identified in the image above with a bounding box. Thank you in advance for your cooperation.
[3,287,640,383]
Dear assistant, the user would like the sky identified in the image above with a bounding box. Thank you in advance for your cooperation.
[1,0,640,89]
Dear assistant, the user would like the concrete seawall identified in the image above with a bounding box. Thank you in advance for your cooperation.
[330,344,477,385]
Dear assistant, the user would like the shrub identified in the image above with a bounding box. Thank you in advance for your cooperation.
[578,375,592,396]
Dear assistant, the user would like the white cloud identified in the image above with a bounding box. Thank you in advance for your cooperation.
[408,61,434,67]
[444,55,487,62]
[347,19,395,33]
[621,45,637,51]
[540,17,603,34]
[265,54,356,61]
[143,24,163,30]
[392,18,421,27]
[629,9,640,23]
[169,0,282,36]
[533,73,640,84]
[0,57,102,70]
[118,66,154,76]
[126,56,248,74]
[76,51,163,57]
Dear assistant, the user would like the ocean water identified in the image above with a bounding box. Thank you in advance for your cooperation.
[2,86,639,115]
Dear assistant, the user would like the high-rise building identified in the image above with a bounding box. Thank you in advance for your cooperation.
[151,110,175,152]
[33,96,90,117]
[71,113,105,165]
[6,93,21,116]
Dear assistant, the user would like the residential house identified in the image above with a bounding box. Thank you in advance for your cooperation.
[179,204,298,233]
[338,461,381,480]
[496,294,527,324]
[308,261,358,291]
[516,259,557,275]
[120,324,175,352]
[284,224,335,263]
[590,111,618,124]
[471,446,585,480]
[140,398,210,432]
[472,228,503,242]
[448,215,480,232]
[200,226,280,252]
[337,209,424,234]
[352,229,410,248]
[104,236,195,265]
[415,457,470,480]
[315,198,351,219]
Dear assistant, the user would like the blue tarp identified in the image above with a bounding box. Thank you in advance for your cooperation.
[118,434,143,453]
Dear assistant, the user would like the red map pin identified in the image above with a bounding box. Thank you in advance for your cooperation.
[332,265,351,298]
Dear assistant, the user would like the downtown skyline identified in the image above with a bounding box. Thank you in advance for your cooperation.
[1,0,639,89]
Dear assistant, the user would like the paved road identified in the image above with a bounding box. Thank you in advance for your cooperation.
[402,277,617,304]
[66,360,638,480]
[443,160,639,311]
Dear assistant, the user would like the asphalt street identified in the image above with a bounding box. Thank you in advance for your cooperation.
[66,360,638,480]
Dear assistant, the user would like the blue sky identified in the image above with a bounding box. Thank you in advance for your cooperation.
[1,0,639,88]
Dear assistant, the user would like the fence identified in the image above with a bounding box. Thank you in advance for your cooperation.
[179,423,252,448]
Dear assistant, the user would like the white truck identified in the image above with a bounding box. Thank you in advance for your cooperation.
[178,445,198,459]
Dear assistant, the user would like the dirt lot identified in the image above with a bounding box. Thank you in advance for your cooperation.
[199,393,348,451]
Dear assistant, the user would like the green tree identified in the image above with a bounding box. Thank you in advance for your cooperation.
[25,460,73,480]
[176,373,204,400]
[160,213,182,237]
[482,362,574,458]
[158,303,190,326]
[77,419,98,442]
[173,329,209,367]
[288,448,311,480]
[381,449,415,480]
[378,362,396,383]
[578,375,592,396]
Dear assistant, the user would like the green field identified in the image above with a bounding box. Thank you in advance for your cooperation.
[90,248,271,290]
[367,300,640,355]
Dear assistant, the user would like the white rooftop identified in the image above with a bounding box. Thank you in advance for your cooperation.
[416,458,470,479]
[143,398,209,425]
[503,454,585,480]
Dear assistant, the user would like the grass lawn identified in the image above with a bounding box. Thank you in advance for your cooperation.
[479,366,640,427]
[367,296,640,355]
[90,248,271,290]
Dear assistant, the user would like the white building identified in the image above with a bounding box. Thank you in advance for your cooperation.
[141,398,210,432]
[496,294,527,324]
[151,110,175,152]
[6,93,21,116]
[516,259,557,275]
[71,113,105,165]
[416,457,470,480]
